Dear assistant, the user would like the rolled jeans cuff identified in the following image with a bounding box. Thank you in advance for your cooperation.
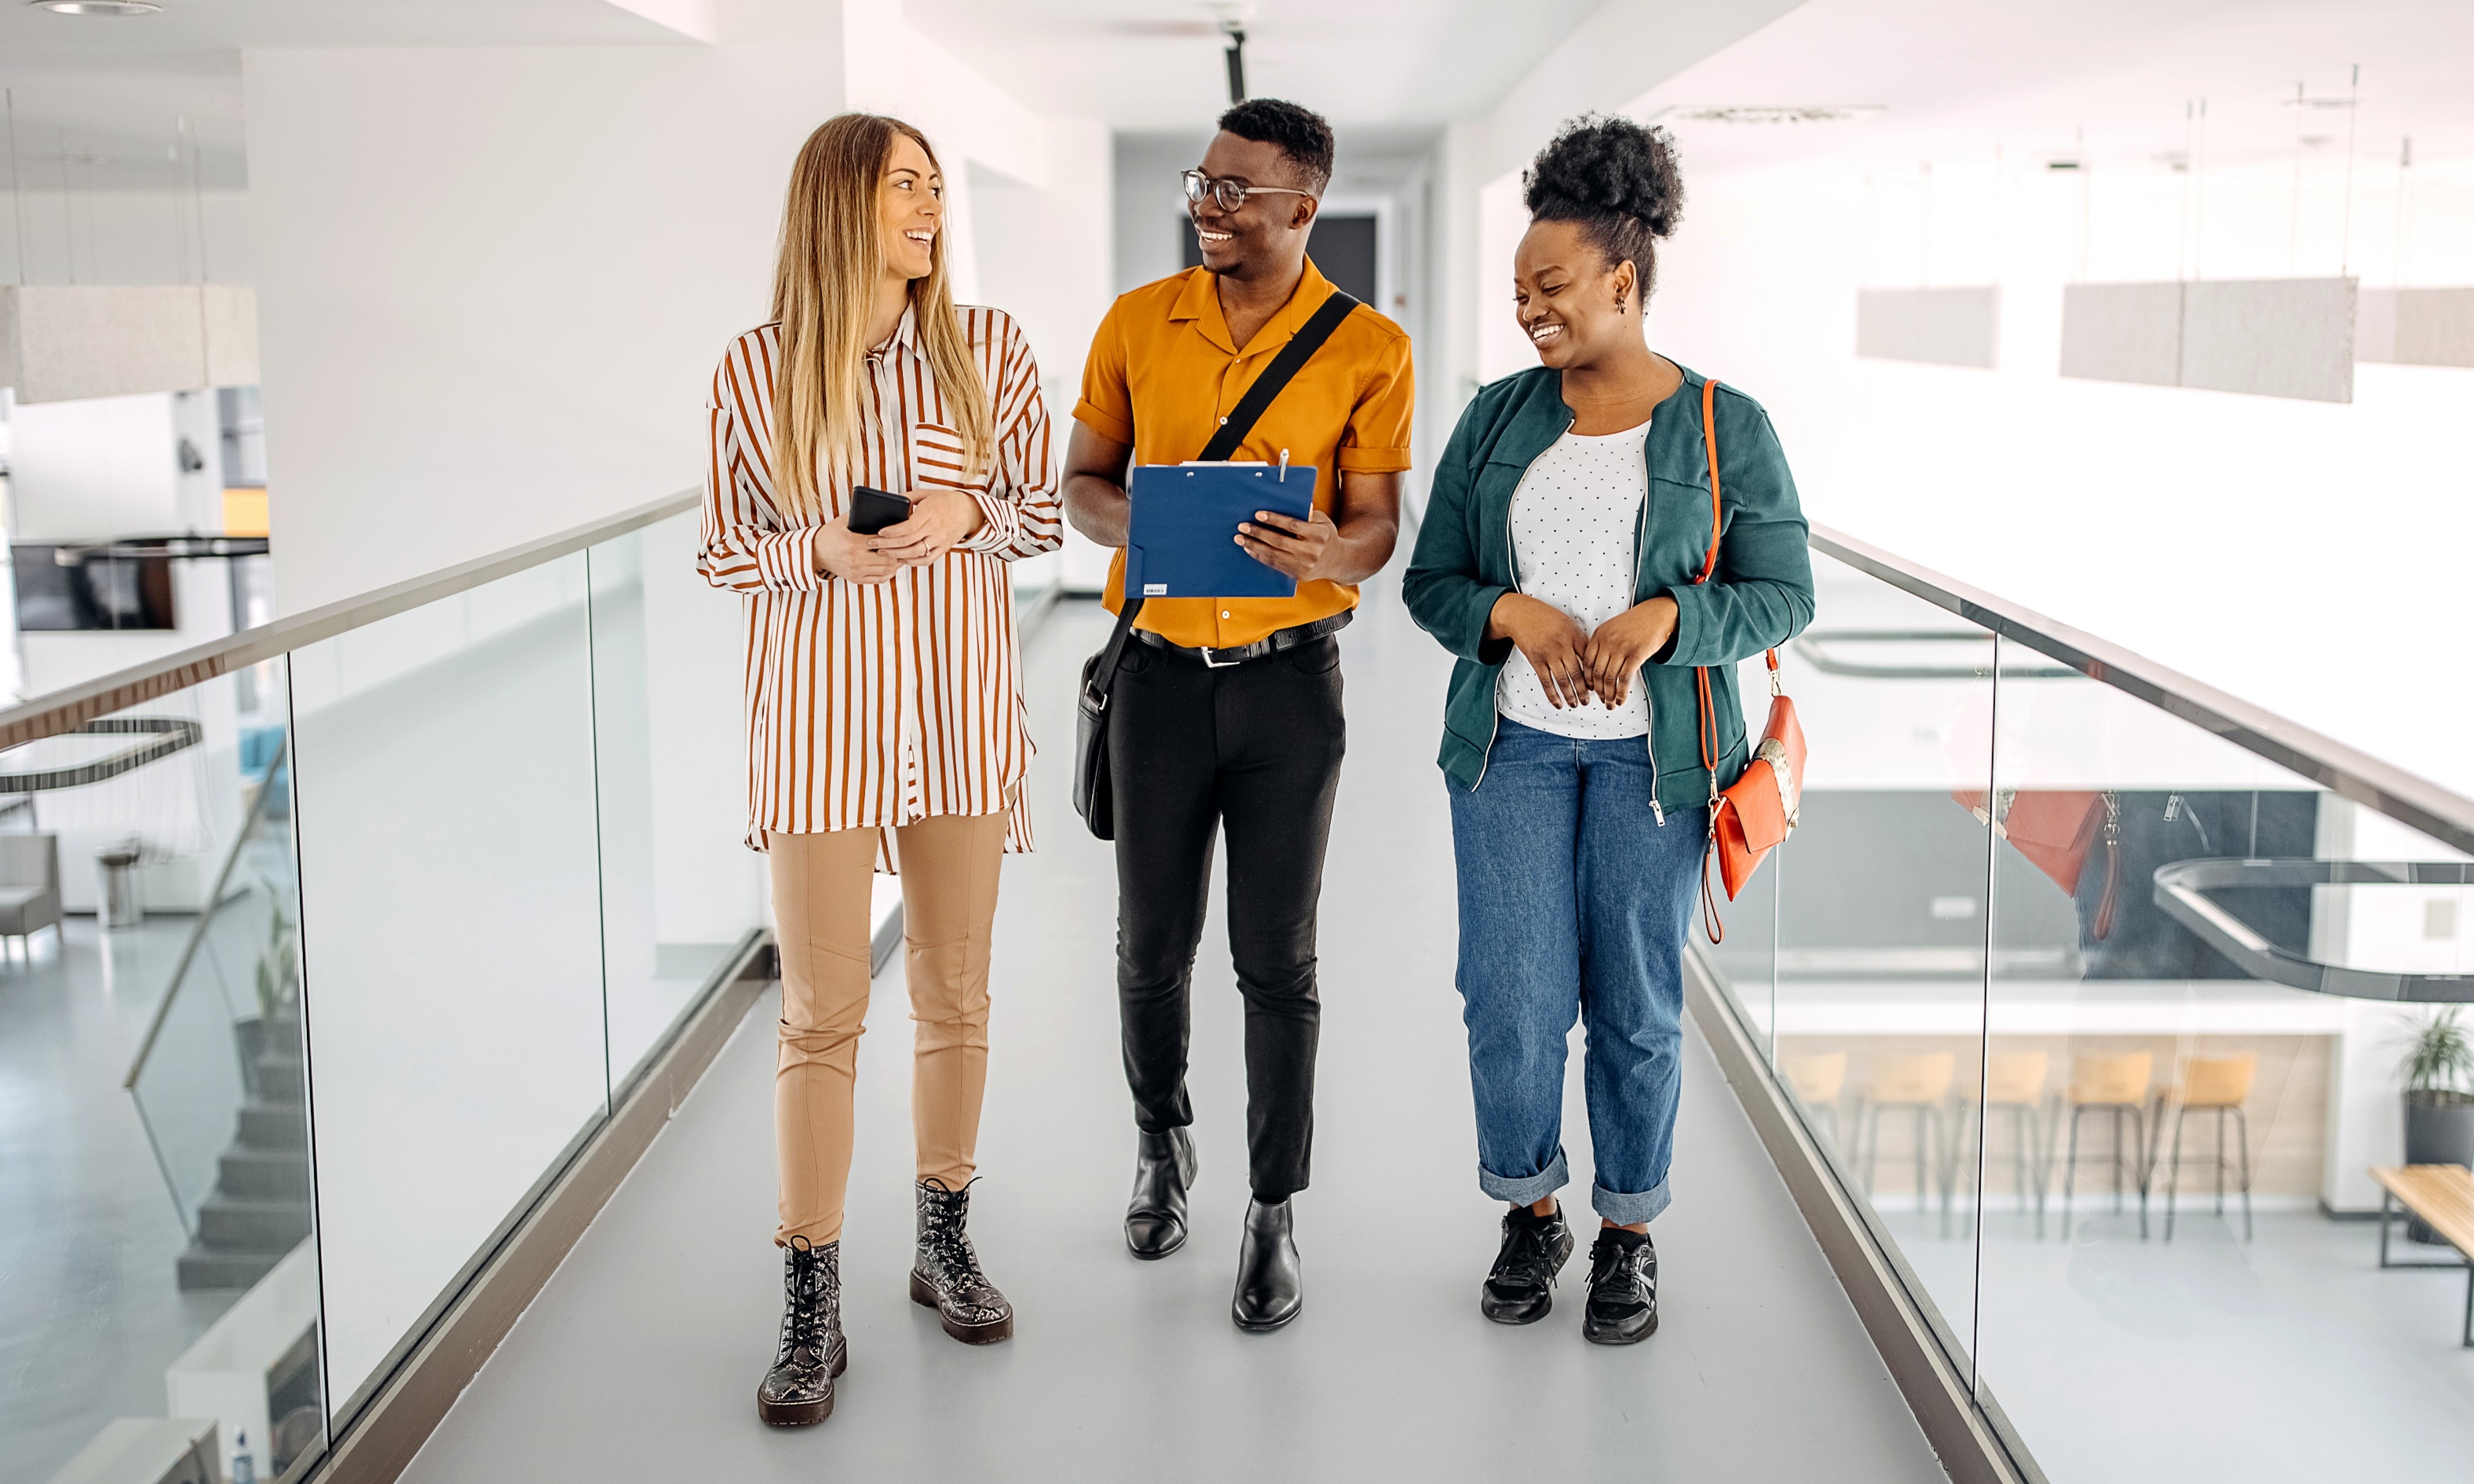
[1593,1175,1672,1226]
[1477,1148,1570,1207]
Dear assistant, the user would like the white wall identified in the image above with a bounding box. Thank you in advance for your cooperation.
[242,3,852,616]
[1645,153,2474,799]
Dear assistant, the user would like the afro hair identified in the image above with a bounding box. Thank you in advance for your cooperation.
[1523,114,1683,296]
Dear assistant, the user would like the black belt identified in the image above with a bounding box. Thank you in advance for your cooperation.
[1132,612,1351,669]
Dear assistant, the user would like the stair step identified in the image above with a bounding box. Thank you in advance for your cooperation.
[236,1101,308,1148]
[251,1069,306,1106]
[198,1196,313,1249]
[178,1242,288,1292]
[216,1147,312,1200]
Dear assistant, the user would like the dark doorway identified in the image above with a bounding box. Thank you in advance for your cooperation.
[1180,212,1378,305]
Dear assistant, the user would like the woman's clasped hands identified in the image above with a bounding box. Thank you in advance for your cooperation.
[811,488,986,582]
[1489,591,1680,709]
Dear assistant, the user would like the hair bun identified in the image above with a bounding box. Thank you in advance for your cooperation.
[1523,114,1682,240]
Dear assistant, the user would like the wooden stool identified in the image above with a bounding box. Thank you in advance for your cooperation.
[1861,1052,1957,1234]
[1782,1051,1848,1148]
[2160,1052,2258,1241]
[1960,1051,2053,1237]
[2061,1052,2154,1239]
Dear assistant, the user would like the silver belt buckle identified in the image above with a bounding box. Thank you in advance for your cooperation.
[1199,644,1242,669]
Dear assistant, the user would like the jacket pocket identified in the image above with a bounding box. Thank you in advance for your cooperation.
[908,421,981,492]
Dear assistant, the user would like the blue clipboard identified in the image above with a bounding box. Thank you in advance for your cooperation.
[1126,463,1319,600]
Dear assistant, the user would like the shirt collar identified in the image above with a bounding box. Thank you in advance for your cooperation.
[1168,257,1336,360]
[868,302,922,360]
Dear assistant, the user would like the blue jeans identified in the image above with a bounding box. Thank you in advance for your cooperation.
[1447,718,1706,1225]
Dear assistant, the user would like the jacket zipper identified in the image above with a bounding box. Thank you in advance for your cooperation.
[1470,497,1522,791]
[1632,463,1664,826]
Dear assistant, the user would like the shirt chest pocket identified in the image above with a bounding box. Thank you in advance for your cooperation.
[907,422,982,493]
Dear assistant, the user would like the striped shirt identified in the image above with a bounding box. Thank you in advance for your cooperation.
[698,305,1062,865]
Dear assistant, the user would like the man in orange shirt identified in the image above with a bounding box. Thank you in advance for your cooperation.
[1063,97,1414,1333]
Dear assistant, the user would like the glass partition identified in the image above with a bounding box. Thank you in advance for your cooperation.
[1972,638,2474,1482]
[1684,545,2474,1483]
[585,512,766,1095]
[288,555,612,1426]
[0,497,756,1484]
[1745,549,1998,1364]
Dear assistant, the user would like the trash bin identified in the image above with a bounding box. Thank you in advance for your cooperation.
[96,843,144,928]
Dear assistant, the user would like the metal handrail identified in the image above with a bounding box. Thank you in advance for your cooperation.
[2152,858,2474,1002]
[1811,523,2474,857]
[0,489,698,750]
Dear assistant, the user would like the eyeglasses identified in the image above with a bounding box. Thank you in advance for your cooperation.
[1181,169,1315,214]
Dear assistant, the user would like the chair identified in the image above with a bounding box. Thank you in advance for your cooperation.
[2061,1051,2154,1239]
[1860,1052,1957,1234]
[1782,1051,1848,1150]
[2159,1053,2258,1242]
[1956,1051,2053,1238]
[0,833,62,962]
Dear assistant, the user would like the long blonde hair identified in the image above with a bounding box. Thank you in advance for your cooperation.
[770,114,993,518]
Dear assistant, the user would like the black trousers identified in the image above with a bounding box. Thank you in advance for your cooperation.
[1108,633,1346,1204]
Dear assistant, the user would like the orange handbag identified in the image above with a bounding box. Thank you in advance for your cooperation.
[1690,379,1805,943]
[1951,789,2123,939]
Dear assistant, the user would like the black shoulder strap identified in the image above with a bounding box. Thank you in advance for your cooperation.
[1194,289,1361,462]
[1107,287,1361,638]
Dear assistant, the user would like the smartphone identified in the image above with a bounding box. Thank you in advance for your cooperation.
[847,486,913,536]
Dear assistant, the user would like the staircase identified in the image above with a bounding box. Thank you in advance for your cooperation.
[177,1011,313,1291]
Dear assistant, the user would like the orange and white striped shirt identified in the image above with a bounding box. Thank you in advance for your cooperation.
[698,305,1062,864]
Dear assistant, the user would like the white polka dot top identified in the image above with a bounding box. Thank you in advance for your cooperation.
[1496,417,1653,739]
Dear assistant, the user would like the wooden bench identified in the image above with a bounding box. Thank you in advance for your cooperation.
[2371,1164,2474,1347]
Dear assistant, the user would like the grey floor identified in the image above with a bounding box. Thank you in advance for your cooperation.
[0,915,250,1484]
[401,582,1944,1482]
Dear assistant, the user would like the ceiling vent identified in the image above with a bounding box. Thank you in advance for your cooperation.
[1662,105,1885,125]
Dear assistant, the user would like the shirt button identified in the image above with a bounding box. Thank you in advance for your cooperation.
[1222,610,1231,618]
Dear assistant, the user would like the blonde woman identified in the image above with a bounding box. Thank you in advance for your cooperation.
[699,113,1060,1428]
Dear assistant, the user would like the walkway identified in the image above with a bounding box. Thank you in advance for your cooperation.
[401,579,1943,1481]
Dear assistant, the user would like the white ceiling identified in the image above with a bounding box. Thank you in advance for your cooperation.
[1635,0,2474,183]
[905,0,1609,132]
[0,0,701,189]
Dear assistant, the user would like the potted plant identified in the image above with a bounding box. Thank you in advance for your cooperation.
[2401,1007,2474,1243]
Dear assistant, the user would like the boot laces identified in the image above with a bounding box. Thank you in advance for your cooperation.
[919,1180,988,1286]
[781,1236,839,1359]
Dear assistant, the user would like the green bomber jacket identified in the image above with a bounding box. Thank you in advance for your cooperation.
[1401,363,1815,815]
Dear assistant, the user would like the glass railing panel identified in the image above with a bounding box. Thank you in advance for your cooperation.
[1758,549,1996,1368]
[2,661,322,1484]
[1970,635,2458,1481]
[287,555,610,1431]
[585,512,765,1093]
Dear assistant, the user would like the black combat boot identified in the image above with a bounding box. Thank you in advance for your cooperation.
[910,1179,1014,1343]
[1126,1127,1199,1259]
[756,1237,844,1426]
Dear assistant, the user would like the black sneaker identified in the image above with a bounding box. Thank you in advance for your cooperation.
[1480,1204,1575,1325]
[1582,1228,1658,1345]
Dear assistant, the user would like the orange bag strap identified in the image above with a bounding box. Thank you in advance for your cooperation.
[1692,380,1724,808]
[1695,379,1726,943]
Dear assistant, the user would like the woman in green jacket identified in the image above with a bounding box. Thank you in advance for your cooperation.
[1402,115,1813,1344]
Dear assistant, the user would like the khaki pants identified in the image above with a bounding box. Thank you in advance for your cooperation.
[768,811,1006,1247]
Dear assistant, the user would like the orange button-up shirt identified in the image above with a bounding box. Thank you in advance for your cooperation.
[1073,260,1415,649]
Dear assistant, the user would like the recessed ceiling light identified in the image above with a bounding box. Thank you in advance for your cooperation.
[29,0,164,13]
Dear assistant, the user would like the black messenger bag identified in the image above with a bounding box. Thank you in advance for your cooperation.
[1072,289,1360,840]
